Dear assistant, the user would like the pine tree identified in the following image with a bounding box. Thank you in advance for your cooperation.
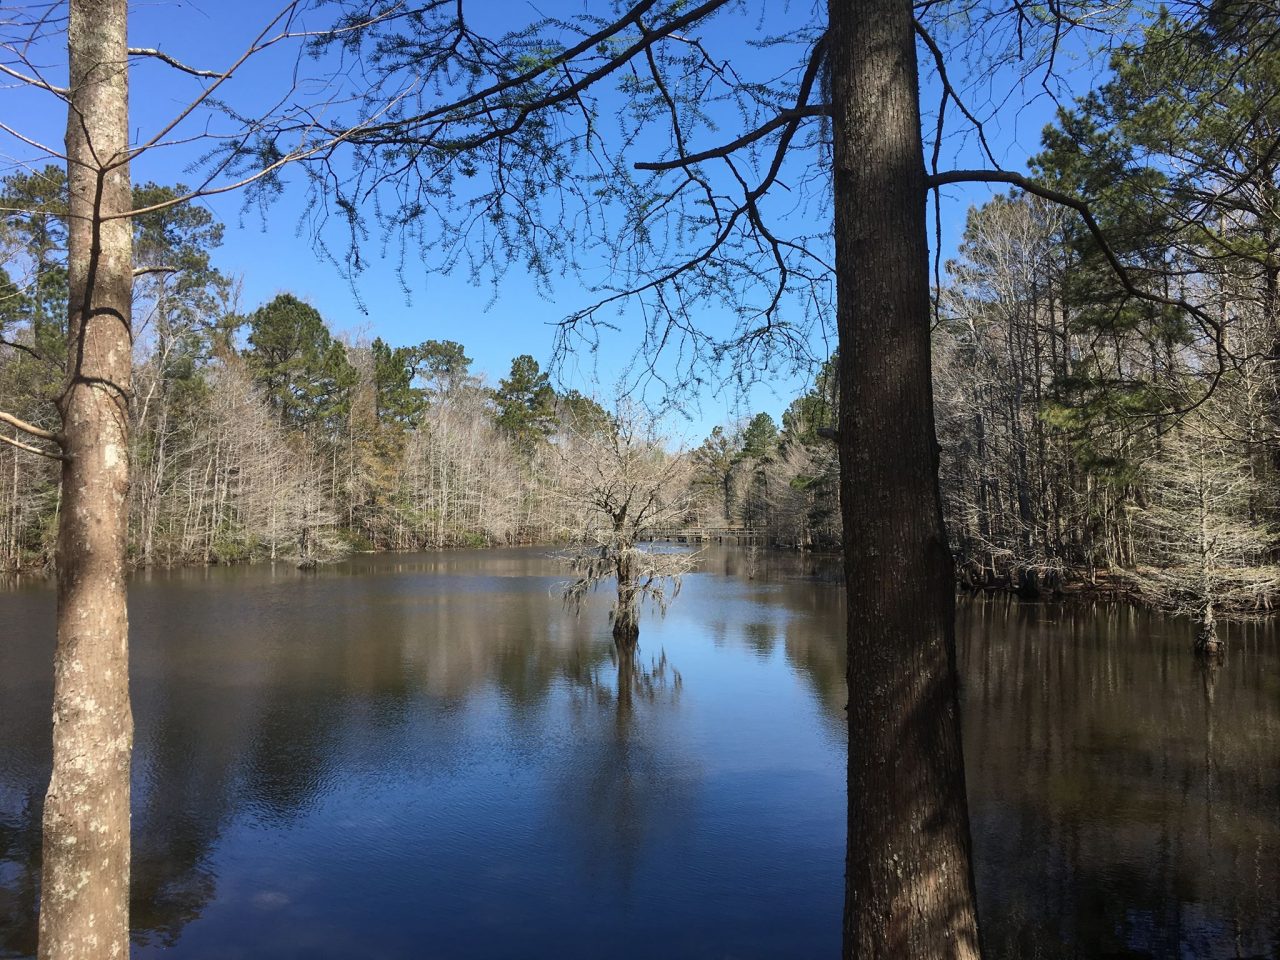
[692,425,740,524]
[243,294,358,431]
[493,354,557,452]
[370,338,427,426]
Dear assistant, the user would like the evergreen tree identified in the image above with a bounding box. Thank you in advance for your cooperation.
[781,356,839,445]
[370,337,427,426]
[493,354,556,451]
[414,339,473,398]
[778,366,841,544]
[557,389,612,435]
[737,412,779,529]
[132,184,229,389]
[0,167,69,402]
[739,412,779,460]
[243,294,357,431]
[1033,2,1280,446]
[693,425,740,524]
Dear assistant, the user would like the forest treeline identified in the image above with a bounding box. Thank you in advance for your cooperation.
[934,5,1280,634]
[2,9,1278,633]
[0,176,647,565]
[0,166,840,568]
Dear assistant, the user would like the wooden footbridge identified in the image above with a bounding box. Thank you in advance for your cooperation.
[639,526,768,546]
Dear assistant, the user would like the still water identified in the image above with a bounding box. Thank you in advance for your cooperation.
[1,548,1277,959]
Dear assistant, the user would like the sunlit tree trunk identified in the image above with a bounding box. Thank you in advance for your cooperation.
[40,1,134,958]
[829,0,983,956]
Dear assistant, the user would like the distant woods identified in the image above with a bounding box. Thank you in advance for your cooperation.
[0,166,835,570]
[3,0,1280,649]
[0,168,695,566]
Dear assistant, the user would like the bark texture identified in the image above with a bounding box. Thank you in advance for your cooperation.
[828,1,983,957]
[613,551,640,643]
[39,1,134,957]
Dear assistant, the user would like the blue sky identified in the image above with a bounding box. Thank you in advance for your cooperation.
[1,0,1120,442]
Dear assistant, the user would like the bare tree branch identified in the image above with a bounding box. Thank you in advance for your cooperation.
[126,47,220,79]
[913,19,1001,170]
[0,409,59,442]
[0,428,66,460]
[0,61,68,94]
[132,264,178,277]
[634,106,829,172]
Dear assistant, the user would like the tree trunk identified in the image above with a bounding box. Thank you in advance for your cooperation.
[828,1,983,957]
[40,2,134,958]
[1195,474,1223,658]
[613,573,640,643]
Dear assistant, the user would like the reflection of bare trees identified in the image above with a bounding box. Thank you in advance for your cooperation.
[3,552,1275,958]
[694,547,847,735]
[558,644,692,886]
[957,597,1280,958]
[574,646,683,722]
[128,685,244,949]
[0,550,678,952]
[764,578,1280,958]
[0,788,41,957]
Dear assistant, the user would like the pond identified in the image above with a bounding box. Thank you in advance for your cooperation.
[1,548,1277,958]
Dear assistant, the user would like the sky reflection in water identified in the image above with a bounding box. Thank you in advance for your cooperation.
[1,548,1277,958]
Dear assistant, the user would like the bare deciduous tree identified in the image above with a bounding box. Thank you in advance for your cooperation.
[556,401,698,646]
[1130,415,1280,655]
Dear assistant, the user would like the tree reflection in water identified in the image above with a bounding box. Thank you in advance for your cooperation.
[558,641,690,889]
[0,550,1277,958]
[959,598,1280,959]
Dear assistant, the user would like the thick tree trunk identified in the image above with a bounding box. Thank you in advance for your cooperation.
[613,579,640,643]
[612,544,641,643]
[828,1,983,957]
[40,2,134,958]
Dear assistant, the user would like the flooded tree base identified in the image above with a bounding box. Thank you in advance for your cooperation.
[612,616,640,644]
[1193,631,1226,659]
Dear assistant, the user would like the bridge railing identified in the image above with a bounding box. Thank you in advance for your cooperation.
[638,527,768,544]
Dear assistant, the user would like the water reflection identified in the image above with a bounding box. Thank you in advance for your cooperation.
[558,647,691,888]
[1,551,1277,958]
[959,597,1280,959]
[1,548,842,959]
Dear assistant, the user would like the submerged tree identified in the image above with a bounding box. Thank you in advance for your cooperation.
[557,401,698,646]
